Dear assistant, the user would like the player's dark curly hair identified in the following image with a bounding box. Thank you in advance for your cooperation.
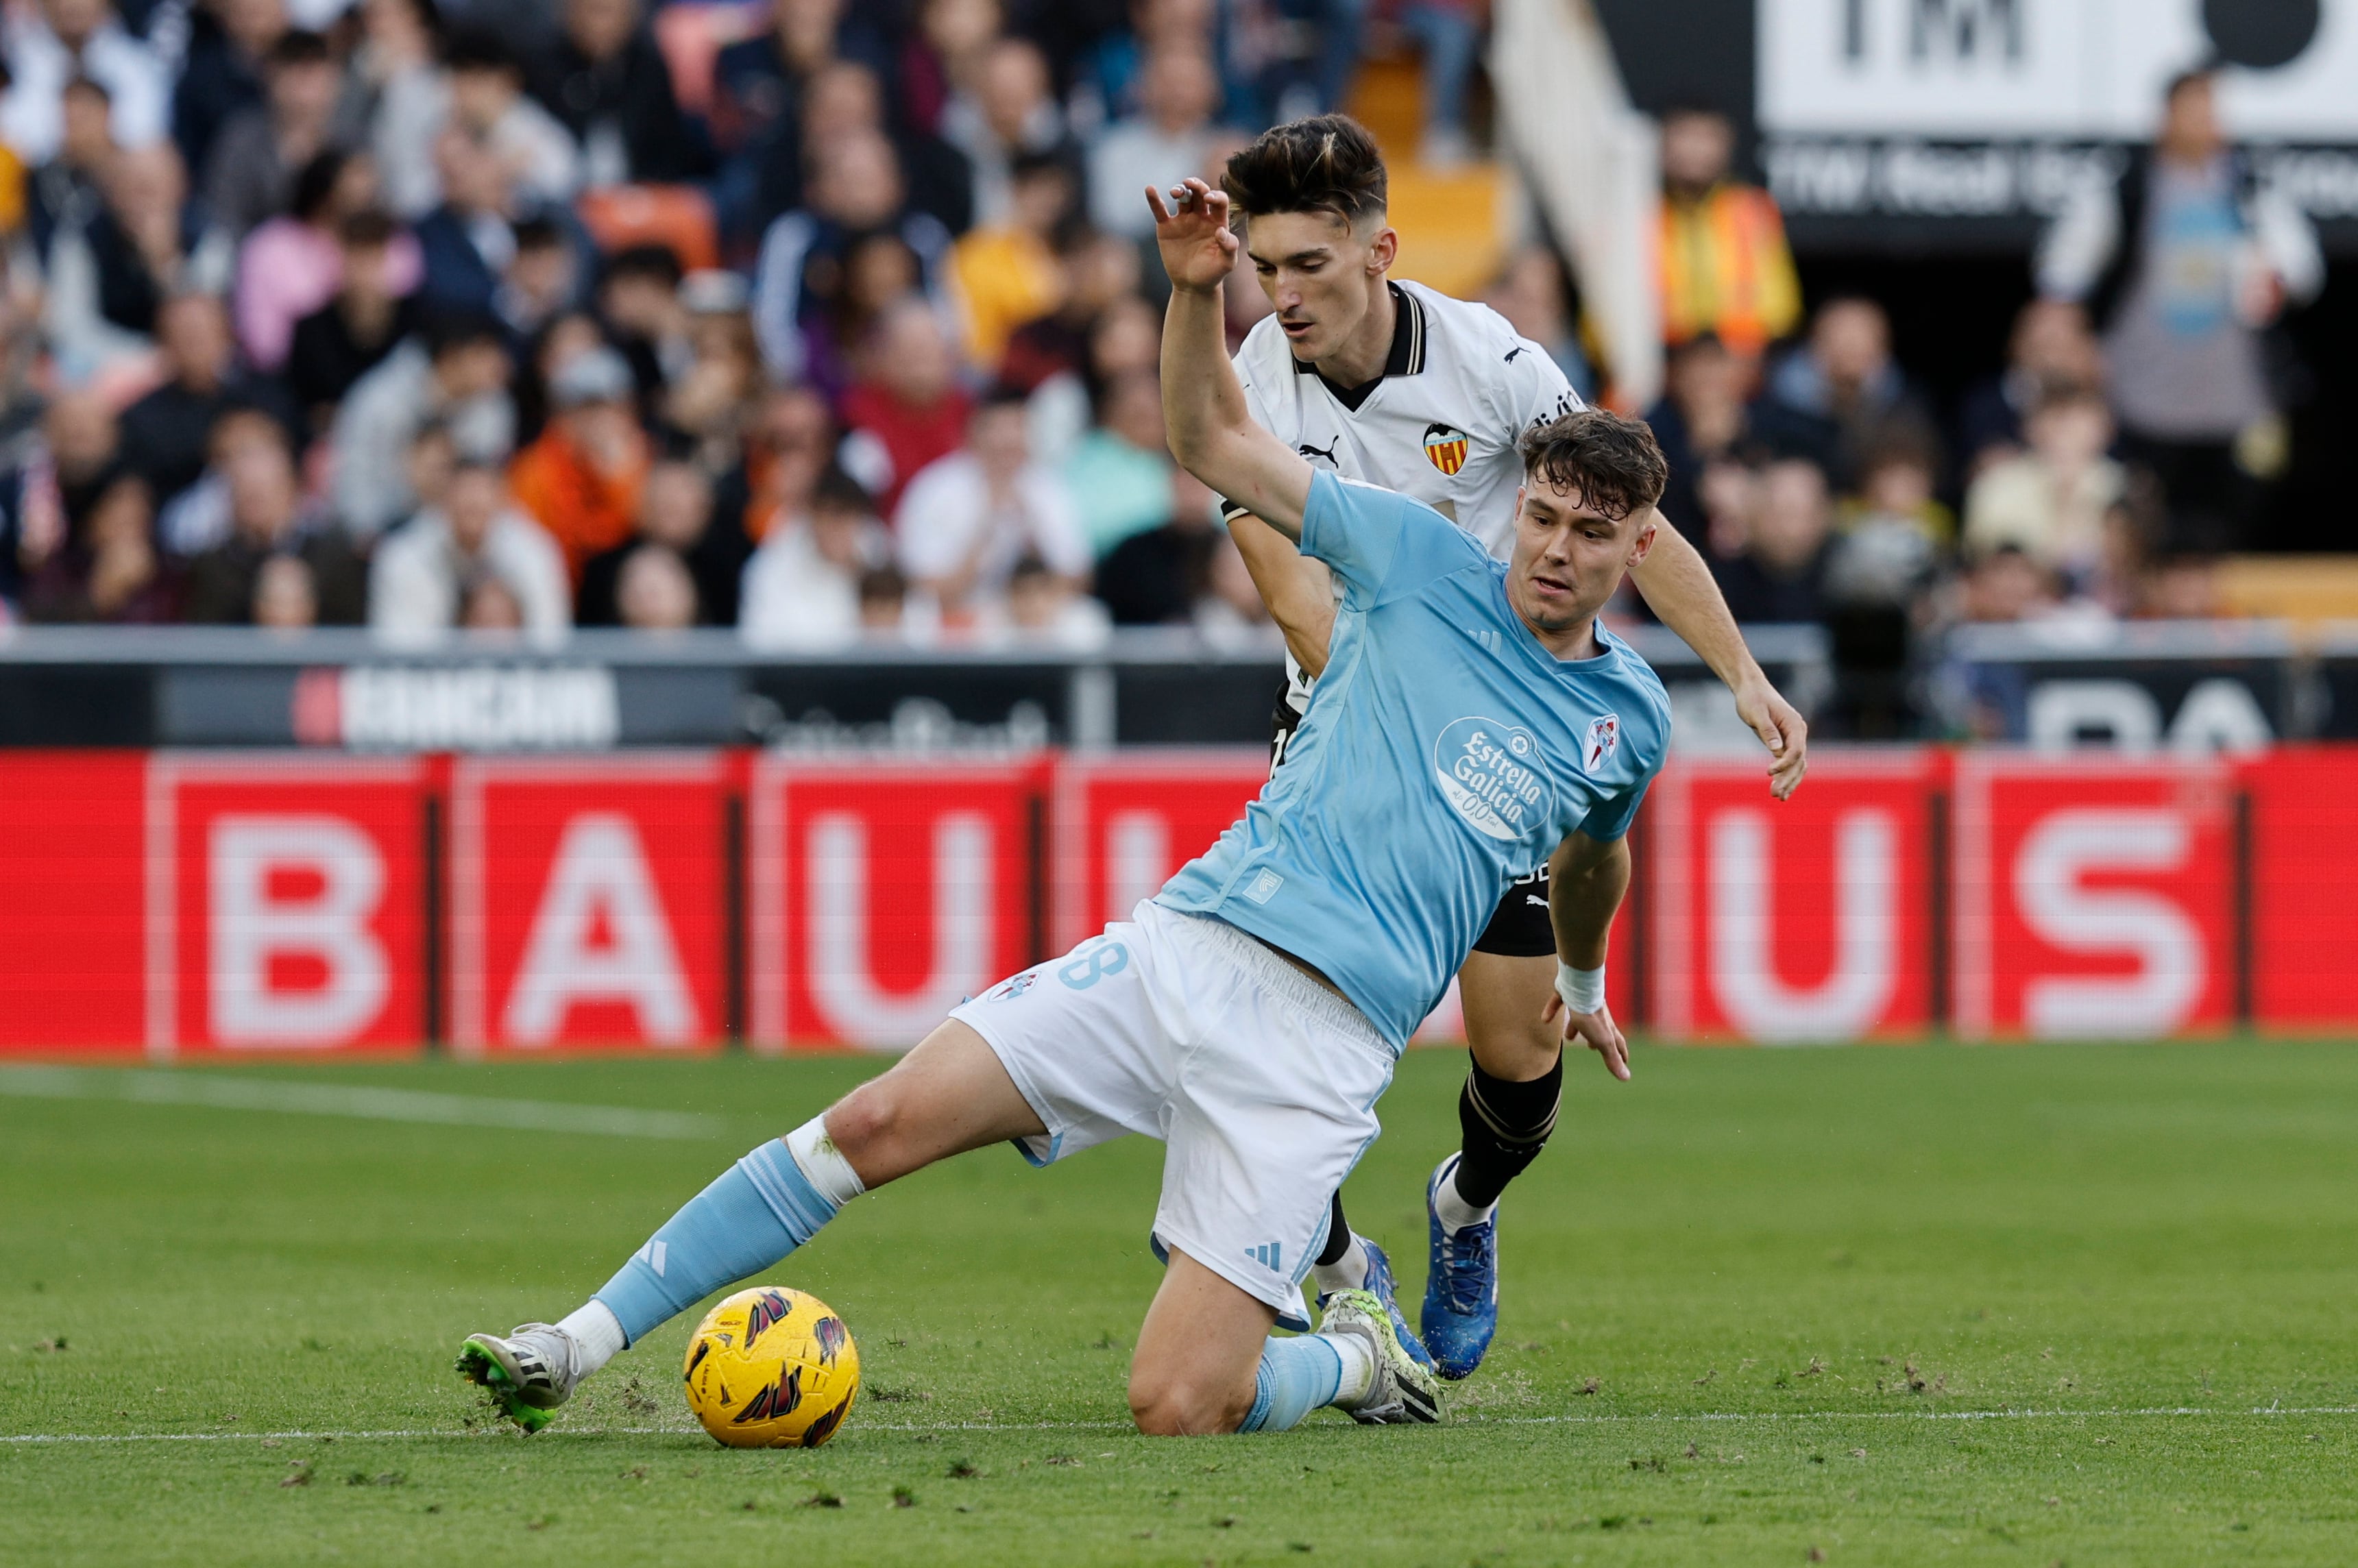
[1517,409,1669,523]
[1219,115,1387,226]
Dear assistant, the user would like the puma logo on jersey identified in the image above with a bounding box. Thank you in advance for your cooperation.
[1298,440,1341,466]
[1504,345,1526,363]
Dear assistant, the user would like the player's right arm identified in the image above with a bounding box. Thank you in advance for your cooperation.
[1148,179,1314,542]
[1540,830,1633,1081]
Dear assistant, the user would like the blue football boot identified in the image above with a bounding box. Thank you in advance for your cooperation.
[1317,1235,1435,1373]
[1420,1154,1498,1380]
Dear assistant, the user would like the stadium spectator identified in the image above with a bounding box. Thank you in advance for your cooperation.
[1762,296,1931,489]
[894,389,1088,621]
[744,58,971,242]
[43,140,221,376]
[750,127,953,384]
[854,560,909,639]
[350,0,447,219]
[524,0,707,186]
[1086,42,1225,238]
[1712,454,1833,626]
[169,0,285,177]
[612,541,699,630]
[1062,367,1171,555]
[576,458,739,626]
[234,150,415,373]
[369,453,570,642]
[1962,386,2125,580]
[984,550,1110,648]
[330,308,515,539]
[2138,550,2223,621]
[24,74,114,260]
[18,471,177,622]
[1093,465,1218,624]
[738,463,890,650]
[507,343,649,578]
[180,413,365,622]
[999,226,1142,394]
[496,214,581,336]
[413,124,521,315]
[950,150,1072,371]
[443,29,581,210]
[1656,103,1799,358]
[663,269,762,470]
[942,36,1071,229]
[837,296,970,516]
[1644,332,1753,541]
[200,28,340,243]
[284,208,421,427]
[120,292,294,515]
[1954,297,2104,476]
[709,0,888,162]
[3,0,169,166]
[1481,247,1592,402]
[594,243,688,419]
[715,378,830,546]
[2037,68,2323,552]
[250,550,316,630]
[1840,426,1949,552]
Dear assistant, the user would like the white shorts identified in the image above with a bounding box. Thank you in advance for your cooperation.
[949,900,1396,1331]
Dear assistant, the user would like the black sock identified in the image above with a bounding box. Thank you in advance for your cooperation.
[1315,1191,1351,1266]
[1452,1050,1563,1211]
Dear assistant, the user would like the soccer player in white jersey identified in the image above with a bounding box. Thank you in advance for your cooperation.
[456,174,1677,1441]
[1209,117,1809,1380]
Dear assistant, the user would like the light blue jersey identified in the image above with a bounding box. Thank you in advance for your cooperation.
[1157,471,1670,1050]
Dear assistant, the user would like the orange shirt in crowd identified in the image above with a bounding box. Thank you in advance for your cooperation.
[509,424,650,582]
[1659,181,1801,355]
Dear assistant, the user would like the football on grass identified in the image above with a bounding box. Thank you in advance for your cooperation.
[682,1286,860,1448]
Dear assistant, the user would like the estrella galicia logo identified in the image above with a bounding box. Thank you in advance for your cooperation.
[1433,716,1553,842]
[982,970,1041,1003]
[1422,421,1470,476]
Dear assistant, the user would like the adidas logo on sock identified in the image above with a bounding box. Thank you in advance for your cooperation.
[635,1239,668,1278]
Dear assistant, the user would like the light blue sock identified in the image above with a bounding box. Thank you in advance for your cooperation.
[1238,1334,1347,1432]
[592,1140,841,1345]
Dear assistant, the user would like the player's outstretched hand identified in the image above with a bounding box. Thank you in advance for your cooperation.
[1542,992,1631,1081]
[1736,678,1809,800]
[1146,177,1239,295]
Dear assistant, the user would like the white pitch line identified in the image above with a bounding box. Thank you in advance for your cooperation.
[9,1407,2358,1445]
[0,1067,730,1141]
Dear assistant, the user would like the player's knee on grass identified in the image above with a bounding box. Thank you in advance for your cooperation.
[1128,1363,1257,1436]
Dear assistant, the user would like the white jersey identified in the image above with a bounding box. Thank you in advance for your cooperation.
[1226,278,1582,715]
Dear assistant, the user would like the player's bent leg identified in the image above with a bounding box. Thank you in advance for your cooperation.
[460,1020,1047,1431]
[1129,1250,1280,1434]
[1129,1249,1439,1434]
[1422,950,1566,1379]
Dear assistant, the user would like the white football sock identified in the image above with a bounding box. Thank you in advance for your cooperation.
[786,1115,868,1207]
[1325,1331,1376,1408]
[1309,1231,1370,1297]
[558,1299,627,1379]
[1434,1158,1496,1232]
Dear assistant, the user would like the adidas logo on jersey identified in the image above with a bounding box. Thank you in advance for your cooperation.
[1246,1242,1283,1271]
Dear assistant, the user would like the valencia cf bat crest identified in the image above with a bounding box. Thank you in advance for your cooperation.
[1422,422,1470,476]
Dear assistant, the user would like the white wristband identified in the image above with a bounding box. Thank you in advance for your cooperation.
[1556,961,1605,1016]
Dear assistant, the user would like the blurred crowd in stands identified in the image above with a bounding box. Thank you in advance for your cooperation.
[0,0,2331,739]
[1643,69,2326,736]
[0,0,1505,648]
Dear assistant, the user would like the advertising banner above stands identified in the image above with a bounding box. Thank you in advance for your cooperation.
[1590,0,2358,249]
[12,743,2358,1055]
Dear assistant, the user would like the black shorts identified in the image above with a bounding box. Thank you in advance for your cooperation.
[1269,677,1552,958]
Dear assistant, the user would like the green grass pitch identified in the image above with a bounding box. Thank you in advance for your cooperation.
[5,1040,2358,1565]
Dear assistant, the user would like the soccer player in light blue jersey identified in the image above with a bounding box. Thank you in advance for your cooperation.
[457,175,1669,1439]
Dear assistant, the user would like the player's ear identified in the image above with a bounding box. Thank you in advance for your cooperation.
[1365,223,1398,275]
[1625,513,1658,569]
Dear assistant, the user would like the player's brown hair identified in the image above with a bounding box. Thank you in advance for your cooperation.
[1218,115,1387,227]
[1516,408,1669,523]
